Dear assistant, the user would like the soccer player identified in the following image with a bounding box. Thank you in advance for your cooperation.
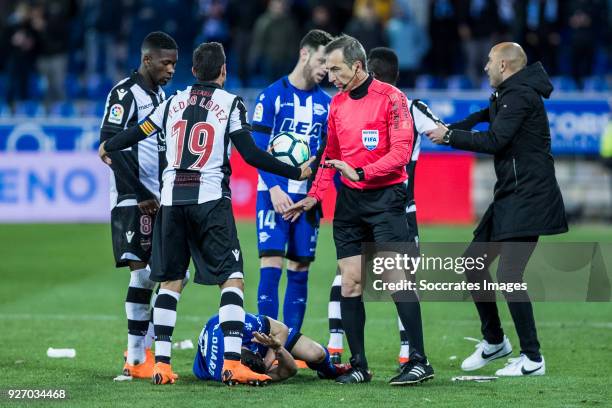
[285,35,434,385]
[251,30,333,333]
[325,47,445,368]
[99,32,177,378]
[99,42,313,386]
[193,312,350,383]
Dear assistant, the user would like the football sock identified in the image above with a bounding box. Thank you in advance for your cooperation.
[125,268,155,365]
[283,269,308,332]
[220,286,245,361]
[257,266,282,319]
[392,290,426,362]
[327,273,344,350]
[307,347,337,378]
[153,288,180,364]
[340,295,367,369]
[144,284,159,350]
[398,315,409,360]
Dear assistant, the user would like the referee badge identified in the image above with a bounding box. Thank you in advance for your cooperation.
[362,129,379,151]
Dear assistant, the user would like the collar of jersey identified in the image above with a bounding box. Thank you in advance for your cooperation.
[131,71,160,95]
[194,81,222,89]
[349,74,373,100]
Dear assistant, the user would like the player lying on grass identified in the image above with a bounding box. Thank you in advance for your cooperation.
[193,312,350,384]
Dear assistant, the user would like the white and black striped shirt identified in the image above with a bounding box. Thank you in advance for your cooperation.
[406,99,444,213]
[140,82,250,206]
[100,72,165,208]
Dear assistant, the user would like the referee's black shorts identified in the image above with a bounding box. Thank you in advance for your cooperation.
[333,183,410,259]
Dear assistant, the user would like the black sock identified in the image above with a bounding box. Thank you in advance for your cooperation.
[392,290,426,362]
[340,295,367,369]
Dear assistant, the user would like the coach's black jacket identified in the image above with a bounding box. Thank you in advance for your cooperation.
[448,62,568,240]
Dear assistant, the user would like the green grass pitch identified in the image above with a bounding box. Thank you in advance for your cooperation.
[1,223,611,407]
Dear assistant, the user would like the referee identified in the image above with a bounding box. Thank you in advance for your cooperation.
[285,35,434,385]
[427,42,568,376]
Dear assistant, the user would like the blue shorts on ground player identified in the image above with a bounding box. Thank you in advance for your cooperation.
[193,312,301,382]
[256,191,320,263]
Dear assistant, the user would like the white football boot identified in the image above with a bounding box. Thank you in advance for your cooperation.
[495,354,545,376]
[461,336,513,371]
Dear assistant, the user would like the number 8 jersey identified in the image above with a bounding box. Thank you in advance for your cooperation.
[139,82,250,206]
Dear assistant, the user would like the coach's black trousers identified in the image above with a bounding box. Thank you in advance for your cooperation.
[463,221,541,361]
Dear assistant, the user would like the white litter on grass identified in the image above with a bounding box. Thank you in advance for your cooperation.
[113,375,133,382]
[173,339,194,350]
[463,337,480,343]
[47,348,76,358]
[449,355,457,360]
[452,375,498,382]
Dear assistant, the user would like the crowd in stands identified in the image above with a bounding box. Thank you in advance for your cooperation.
[0,0,610,113]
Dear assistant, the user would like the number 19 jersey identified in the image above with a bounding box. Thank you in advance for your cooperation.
[139,82,250,206]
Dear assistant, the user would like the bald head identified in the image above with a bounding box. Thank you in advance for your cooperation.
[493,42,527,72]
[485,42,528,88]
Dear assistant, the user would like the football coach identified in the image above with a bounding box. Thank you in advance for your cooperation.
[427,42,568,377]
[284,35,433,386]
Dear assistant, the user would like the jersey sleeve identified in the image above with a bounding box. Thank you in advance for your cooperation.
[308,105,340,202]
[99,87,151,200]
[100,86,136,135]
[361,91,413,179]
[250,89,283,189]
[411,100,443,134]
[228,96,251,135]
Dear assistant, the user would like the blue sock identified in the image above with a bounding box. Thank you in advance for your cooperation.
[307,346,337,378]
[283,270,308,332]
[257,267,282,319]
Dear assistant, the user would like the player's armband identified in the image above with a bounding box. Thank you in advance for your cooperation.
[139,119,157,136]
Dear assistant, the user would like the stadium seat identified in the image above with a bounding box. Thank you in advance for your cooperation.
[551,76,577,91]
[446,75,472,90]
[13,101,45,117]
[49,101,77,117]
[415,75,445,90]
[582,76,609,92]
[86,74,114,99]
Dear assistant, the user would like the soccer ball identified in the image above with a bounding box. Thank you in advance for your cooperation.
[270,132,310,166]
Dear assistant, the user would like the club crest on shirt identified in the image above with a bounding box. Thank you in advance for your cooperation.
[362,130,379,151]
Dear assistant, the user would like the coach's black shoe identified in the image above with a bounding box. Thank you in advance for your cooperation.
[336,356,372,384]
[389,360,434,386]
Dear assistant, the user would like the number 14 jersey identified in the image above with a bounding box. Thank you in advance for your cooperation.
[139,82,251,206]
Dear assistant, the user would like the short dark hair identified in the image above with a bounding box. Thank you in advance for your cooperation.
[141,31,178,52]
[299,29,333,51]
[324,34,367,71]
[368,47,399,85]
[193,42,226,82]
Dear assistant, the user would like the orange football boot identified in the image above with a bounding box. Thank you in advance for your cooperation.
[122,348,154,378]
[152,362,179,385]
[221,359,272,386]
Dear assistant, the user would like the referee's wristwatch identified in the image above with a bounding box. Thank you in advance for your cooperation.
[355,167,365,181]
[442,129,453,145]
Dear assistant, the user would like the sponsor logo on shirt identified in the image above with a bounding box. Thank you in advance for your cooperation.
[362,130,379,151]
[259,231,271,243]
[117,88,128,101]
[108,104,124,124]
[253,102,264,122]
[313,103,327,116]
[138,102,154,111]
